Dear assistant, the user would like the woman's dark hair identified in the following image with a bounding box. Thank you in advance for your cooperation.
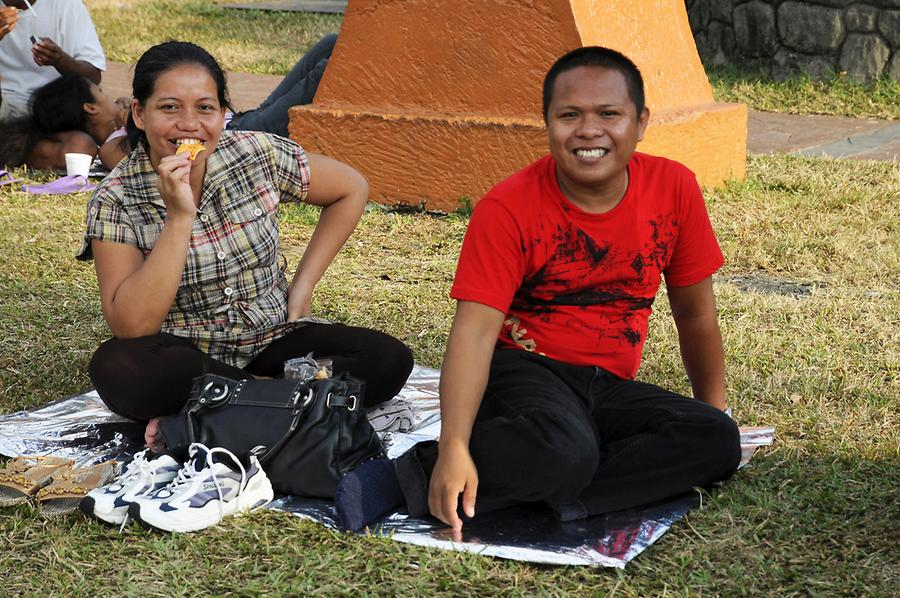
[0,117,42,168]
[542,46,646,122]
[126,41,233,150]
[30,74,94,135]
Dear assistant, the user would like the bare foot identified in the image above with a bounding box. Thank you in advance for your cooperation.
[144,417,166,453]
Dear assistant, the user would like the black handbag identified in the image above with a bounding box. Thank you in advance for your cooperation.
[157,372,383,499]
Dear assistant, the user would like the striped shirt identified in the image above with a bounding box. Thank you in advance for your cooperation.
[77,130,328,368]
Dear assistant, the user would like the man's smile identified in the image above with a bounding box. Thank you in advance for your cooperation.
[573,148,609,160]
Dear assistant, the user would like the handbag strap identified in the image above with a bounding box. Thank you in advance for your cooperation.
[326,391,358,411]
[258,385,315,465]
[185,377,246,445]
[257,376,362,466]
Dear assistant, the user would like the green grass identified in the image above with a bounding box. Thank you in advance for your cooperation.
[88,0,898,120]
[709,65,900,120]
[89,0,341,74]
[1,154,898,595]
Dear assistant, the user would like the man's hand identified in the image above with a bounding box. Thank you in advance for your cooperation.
[430,300,506,539]
[0,7,18,40]
[32,37,67,67]
[668,276,727,410]
[29,36,102,82]
[428,440,478,539]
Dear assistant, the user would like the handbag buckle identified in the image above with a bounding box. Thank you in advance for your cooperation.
[199,380,230,405]
[326,392,358,412]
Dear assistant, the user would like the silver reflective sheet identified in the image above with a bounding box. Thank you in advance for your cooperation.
[0,390,144,466]
[0,365,773,568]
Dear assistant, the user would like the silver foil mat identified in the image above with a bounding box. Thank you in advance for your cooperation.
[0,365,773,568]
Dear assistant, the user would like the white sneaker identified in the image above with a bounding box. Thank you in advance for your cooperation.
[128,443,274,533]
[79,449,181,525]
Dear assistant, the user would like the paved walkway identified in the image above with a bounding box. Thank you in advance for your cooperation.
[105,62,282,114]
[221,0,346,14]
[747,111,899,161]
[104,62,899,162]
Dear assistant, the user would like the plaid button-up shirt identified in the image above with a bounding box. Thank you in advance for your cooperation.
[77,130,328,368]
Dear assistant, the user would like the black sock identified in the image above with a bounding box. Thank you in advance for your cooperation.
[334,458,405,530]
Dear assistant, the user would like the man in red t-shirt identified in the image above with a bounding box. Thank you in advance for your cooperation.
[335,47,741,534]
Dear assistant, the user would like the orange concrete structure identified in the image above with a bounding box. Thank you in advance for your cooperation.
[289,0,747,212]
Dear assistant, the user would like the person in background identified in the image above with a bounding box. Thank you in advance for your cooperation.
[0,0,106,122]
[10,33,338,170]
[227,32,336,138]
[23,74,126,169]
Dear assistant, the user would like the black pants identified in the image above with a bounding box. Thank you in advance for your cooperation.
[398,349,741,520]
[89,324,413,421]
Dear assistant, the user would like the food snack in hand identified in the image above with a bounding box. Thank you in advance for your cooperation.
[176,139,205,160]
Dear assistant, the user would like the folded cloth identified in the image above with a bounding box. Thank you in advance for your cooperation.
[22,174,96,195]
[367,399,415,433]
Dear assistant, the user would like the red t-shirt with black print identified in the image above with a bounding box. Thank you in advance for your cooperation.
[450,152,724,380]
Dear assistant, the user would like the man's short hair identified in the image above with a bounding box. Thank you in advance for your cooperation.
[542,46,646,122]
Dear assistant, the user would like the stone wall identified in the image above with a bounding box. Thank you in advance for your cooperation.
[686,0,900,80]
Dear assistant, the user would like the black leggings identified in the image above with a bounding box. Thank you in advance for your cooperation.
[89,324,414,421]
[399,349,741,519]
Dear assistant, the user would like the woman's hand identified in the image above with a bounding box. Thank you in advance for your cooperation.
[287,278,313,320]
[156,152,197,218]
[91,153,197,338]
[114,97,130,129]
[144,417,166,453]
[286,154,368,318]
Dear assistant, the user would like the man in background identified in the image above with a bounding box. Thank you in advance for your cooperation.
[0,0,106,121]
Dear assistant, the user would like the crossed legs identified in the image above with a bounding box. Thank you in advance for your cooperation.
[89,323,413,422]
[399,349,741,520]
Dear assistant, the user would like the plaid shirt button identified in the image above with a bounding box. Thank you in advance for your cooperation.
[79,131,317,369]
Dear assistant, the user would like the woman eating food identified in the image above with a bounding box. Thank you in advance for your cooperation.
[77,41,413,452]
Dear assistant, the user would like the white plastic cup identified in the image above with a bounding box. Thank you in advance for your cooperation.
[65,153,92,177]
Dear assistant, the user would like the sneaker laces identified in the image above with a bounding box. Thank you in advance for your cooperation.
[160,443,249,523]
[113,449,166,532]
[110,449,157,491]
[163,450,207,494]
[206,446,249,522]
